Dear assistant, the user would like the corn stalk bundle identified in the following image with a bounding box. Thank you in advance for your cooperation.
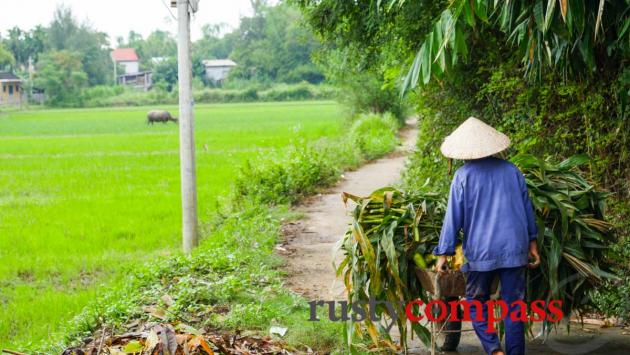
[337,154,616,351]
[338,188,444,350]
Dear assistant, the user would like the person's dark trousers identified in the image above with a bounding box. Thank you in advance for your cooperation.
[465,266,526,355]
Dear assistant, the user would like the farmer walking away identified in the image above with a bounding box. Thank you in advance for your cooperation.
[433,117,541,355]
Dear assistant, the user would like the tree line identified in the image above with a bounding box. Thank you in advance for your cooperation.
[0,1,324,107]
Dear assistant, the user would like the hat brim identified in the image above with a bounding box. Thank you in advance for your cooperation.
[440,139,510,159]
[440,117,511,160]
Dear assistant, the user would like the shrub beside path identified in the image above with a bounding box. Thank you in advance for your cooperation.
[281,118,418,300]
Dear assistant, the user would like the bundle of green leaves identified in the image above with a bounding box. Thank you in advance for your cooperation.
[513,154,617,316]
[337,154,617,351]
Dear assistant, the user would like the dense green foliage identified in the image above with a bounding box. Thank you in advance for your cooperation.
[152,57,179,92]
[1,6,113,106]
[325,65,408,122]
[293,0,444,120]
[114,2,324,92]
[349,112,400,160]
[295,0,629,87]
[394,0,630,90]
[46,6,112,86]
[118,30,177,70]
[0,43,16,68]
[0,25,45,67]
[0,6,115,107]
[227,2,324,84]
[233,112,399,204]
[193,24,236,62]
[295,0,630,320]
[34,50,88,106]
[0,101,345,349]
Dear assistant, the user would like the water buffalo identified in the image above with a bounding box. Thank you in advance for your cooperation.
[147,110,178,124]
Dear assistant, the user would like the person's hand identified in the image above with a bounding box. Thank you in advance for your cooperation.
[528,240,541,269]
[435,255,448,274]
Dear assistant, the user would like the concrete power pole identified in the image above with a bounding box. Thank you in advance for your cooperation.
[113,61,117,85]
[176,0,199,253]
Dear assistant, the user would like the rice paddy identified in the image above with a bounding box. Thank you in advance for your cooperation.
[0,100,344,348]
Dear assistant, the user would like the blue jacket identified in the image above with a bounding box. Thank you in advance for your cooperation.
[433,157,538,271]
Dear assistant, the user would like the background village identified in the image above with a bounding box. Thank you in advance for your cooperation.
[0,3,325,109]
[1,47,237,105]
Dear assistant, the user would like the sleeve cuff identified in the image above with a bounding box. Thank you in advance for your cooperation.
[433,247,455,256]
[529,233,538,242]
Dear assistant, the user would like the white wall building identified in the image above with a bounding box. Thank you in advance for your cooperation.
[111,48,152,91]
[111,48,140,74]
[202,59,237,82]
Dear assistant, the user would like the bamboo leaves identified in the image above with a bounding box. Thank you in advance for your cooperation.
[595,0,605,40]
[401,7,462,91]
[398,0,626,93]
[544,0,557,33]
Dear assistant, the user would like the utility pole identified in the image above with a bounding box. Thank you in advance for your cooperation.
[28,56,33,94]
[175,0,198,253]
[27,56,33,108]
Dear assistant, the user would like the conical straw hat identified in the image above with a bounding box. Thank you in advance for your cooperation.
[440,117,510,159]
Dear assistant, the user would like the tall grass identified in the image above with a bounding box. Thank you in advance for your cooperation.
[233,113,400,204]
[349,112,400,160]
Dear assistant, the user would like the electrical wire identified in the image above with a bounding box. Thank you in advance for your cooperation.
[160,0,178,21]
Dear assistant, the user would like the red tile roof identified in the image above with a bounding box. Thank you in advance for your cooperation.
[111,48,139,62]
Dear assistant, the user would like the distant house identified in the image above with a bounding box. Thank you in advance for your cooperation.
[112,48,140,74]
[202,59,236,82]
[111,48,152,91]
[0,72,23,106]
[117,71,153,92]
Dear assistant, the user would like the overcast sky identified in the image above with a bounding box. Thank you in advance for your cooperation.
[0,0,257,43]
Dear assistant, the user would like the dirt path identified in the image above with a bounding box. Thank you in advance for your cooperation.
[281,119,418,300]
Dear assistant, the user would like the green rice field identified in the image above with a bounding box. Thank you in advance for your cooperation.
[0,101,344,348]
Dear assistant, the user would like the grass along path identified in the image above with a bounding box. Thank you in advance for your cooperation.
[0,101,344,348]
[282,119,418,300]
[42,112,402,354]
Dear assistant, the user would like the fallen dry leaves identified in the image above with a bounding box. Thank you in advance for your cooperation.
[62,322,290,355]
